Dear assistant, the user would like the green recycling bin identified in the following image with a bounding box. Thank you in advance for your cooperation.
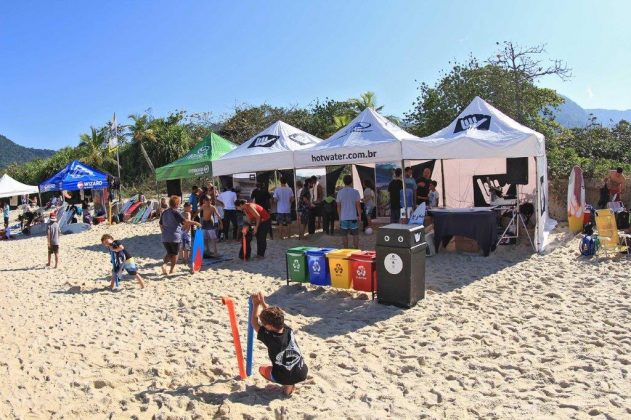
[286,247,316,283]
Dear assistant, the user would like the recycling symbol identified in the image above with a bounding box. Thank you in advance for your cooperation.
[292,260,301,270]
[334,263,343,275]
[312,261,321,273]
[356,266,366,278]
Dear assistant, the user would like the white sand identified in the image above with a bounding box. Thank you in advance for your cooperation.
[0,220,629,419]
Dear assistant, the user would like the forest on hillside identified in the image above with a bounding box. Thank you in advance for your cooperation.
[0,134,54,168]
[6,42,631,191]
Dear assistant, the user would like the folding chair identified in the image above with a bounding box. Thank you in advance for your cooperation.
[594,209,630,256]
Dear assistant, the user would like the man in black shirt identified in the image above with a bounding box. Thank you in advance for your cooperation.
[250,292,308,395]
[387,168,403,223]
[416,167,433,206]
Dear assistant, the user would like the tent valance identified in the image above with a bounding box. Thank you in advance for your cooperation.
[39,160,109,192]
[0,174,39,198]
[155,132,236,181]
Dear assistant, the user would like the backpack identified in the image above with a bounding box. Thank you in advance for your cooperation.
[615,210,630,229]
[579,235,599,257]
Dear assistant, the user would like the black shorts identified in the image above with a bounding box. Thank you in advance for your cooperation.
[48,245,59,255]
[163,242,180,256]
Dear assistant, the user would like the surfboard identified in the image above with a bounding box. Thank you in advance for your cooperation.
[59,205,76,232]
[61,223,91,234]
[191,228,204,273]
[568,165,585,233]
[140,202,153,223]
[132,205,146,223]
[120,195,139,215]
[124,202,143,222]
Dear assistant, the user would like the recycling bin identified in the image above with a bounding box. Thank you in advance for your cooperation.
[376,224,427,308]
[306,248,336,286]
[286,246,317,284]
[326,249,356,289]
[350,251,377,295]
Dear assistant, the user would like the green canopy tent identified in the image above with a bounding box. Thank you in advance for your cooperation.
[155,132,237,181]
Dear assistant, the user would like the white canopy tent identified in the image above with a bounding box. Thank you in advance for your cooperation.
[213,120,323,176]
[0,174,39,198]
[294,107,421,168]
[402,96,555,252]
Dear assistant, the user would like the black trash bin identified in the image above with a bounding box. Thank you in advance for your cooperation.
[376,223,427,308]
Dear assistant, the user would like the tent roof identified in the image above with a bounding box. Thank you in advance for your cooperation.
[0,174,39,198]
[294,108,421,167]
[212,120,323,176]
[402,96,545,159]
[155,132,237,181]
[39,160,109,192]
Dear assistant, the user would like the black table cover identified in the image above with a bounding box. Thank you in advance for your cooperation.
[430,208,497,257]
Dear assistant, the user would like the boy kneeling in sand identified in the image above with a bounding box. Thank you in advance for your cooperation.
[101,234,146,290]
[250,292,308,396]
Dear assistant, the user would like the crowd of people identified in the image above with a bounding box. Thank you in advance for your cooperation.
[387,166,439,222]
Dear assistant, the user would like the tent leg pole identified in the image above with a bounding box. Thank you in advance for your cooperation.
[401,160,407,221]
[440,159,446,207]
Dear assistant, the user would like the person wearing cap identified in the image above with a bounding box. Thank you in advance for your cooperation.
[47,212,61,268]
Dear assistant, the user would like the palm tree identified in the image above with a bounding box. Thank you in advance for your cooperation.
[333,114,352,130]
[350,91,384,113]
[78,127,116,168]
[127,113,156,172]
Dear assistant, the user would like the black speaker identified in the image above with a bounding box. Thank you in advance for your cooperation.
[166,179,182,197]
[506,158,528,184]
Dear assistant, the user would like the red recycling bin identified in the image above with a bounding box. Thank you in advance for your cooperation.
[350,251,377,293]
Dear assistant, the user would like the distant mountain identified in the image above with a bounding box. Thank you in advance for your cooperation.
[584,108,631,126]
[0,134,55,169]
[554,95,631,128]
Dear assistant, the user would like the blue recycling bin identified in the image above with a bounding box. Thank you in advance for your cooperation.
[306,248,336,286]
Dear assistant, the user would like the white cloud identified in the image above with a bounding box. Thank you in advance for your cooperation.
[587,86,594,99]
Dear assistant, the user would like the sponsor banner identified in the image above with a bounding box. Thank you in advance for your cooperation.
[187,165,211,176]
[295,145,402,167]
[184,145,211,161]
[310,149,378,164]
[248,134,280,148]
[77,180,105,190]
[454,114,491,133]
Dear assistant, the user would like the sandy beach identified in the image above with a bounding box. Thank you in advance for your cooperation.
[0,219,629,419]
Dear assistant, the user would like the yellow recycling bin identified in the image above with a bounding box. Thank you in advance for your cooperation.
[326,249,356,289]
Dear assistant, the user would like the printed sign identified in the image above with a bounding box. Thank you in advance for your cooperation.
[384,253,403,275]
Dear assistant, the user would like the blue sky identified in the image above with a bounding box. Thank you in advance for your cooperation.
[2,0,630,150]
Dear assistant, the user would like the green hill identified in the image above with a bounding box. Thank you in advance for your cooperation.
[0,134,55,168]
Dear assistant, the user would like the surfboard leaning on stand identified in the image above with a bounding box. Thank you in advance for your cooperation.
[568,165,585,233]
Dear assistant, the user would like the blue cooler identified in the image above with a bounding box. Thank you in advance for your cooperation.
[306,248,336,286]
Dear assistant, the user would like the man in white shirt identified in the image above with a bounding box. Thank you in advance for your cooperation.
[273,177,294,239]
[217,187,238,241]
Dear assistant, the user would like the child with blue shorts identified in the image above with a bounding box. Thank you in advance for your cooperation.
[101,234,145,290]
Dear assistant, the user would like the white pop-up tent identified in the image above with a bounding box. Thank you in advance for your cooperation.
[212,120,323,176]
[0,174,39,198]
[294,107,421,168]
[402,96,555,252]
